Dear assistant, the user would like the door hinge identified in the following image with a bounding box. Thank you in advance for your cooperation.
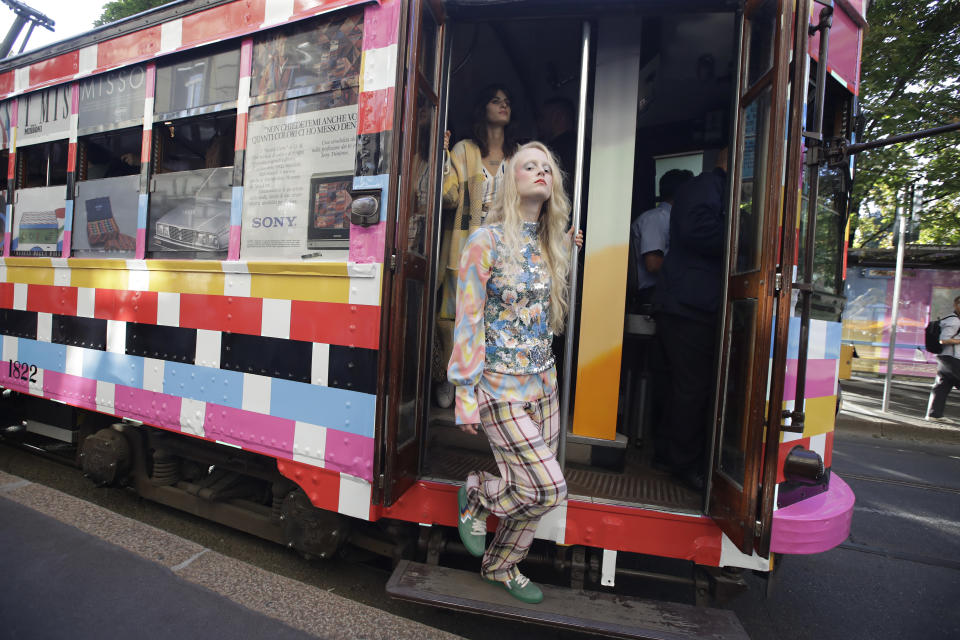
[774,271,783,293]
[388,252,397,272]
[754,520,763,537]
[377,473,385,490]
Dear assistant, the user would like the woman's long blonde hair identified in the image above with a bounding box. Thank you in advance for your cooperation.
[485,141,573,333]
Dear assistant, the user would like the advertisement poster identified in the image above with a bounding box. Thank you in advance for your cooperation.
[78,65,146,133]
[251,10,362,100]
[155,49,240,116]
[147,166,232,256]
[240,104,357,259]
[73,175,139,257]
[18,85,71,146]
[11,186,65,256]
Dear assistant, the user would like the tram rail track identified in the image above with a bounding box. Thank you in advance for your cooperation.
[841,472,960,495]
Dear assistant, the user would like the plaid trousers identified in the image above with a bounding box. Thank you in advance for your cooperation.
[465,386,567,582]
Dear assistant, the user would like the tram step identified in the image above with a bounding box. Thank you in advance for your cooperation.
[386,560,748,640]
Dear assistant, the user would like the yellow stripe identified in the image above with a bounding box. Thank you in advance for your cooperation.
[251,274,349,303]
[800,395,836,438]
[71,268,128,290]
[4,257,53,268]
[5,266,55,286]
[148,269,225,295]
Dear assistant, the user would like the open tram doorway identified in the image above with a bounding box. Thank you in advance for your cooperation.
[420,3,739,516]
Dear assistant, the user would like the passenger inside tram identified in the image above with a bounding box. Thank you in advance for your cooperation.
[425,8,736,513]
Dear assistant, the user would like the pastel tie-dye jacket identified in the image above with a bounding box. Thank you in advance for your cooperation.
[447,222,557,425]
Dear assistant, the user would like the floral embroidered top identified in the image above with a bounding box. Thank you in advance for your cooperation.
[447,221,557,424]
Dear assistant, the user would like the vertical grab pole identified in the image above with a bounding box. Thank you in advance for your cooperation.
[882,195,907,411]
[559,21,591,471]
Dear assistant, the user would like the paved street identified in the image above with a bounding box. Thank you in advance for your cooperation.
[1,374,958,640]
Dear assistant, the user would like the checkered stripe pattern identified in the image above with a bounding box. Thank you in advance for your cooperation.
[467,387,567,582]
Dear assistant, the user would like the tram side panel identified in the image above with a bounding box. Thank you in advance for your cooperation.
[0,0,405,523]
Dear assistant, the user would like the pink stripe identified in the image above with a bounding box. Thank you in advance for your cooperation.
[62,230,72,257]
[44,370,99,411]
[240,38,254,78]
[348,221,384,263]
[770,474,854,554]
[114,385,182,431]
[362,0,401,50]
[71,83,80,112]
[4,232,11,256]
[145,63,156,98]
[204,405,296,459]
[227,225,241,260]
[325,429,374,481]
[0,368,30,393]
[782,358,837,402]
[135,228,146,259]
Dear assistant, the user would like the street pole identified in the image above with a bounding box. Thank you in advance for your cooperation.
[882,189,908,412]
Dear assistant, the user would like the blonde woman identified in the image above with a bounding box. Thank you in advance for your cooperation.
[447,141,582,604]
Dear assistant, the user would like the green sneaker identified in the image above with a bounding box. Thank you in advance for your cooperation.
[484,574,544,604]
[457,485,486,557]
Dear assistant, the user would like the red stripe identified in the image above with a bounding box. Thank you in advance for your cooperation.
[776,437,809,484]
[95,289,159,324]
[277,459,341,512]
[290,301,380,348]
[357,87,394,135]
[181,0,266,47]
[26,285,78,315]
[140,130,152,164]
[68,142,77,169]
[179,293,264,334]
[30,52,80,86]
[0,282,13,308]
[0,71,12,96]
[823,431,834,469]
[97,26,162,70]
[235,113,248,151]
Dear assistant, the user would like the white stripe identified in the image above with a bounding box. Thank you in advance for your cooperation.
[65,346,83,377]
[263,0,294,26]
[719,533,771,571]
[180,398,206,436]
[127,261,149,291]
[143,357,164,393]
[533,500,567,543]
[338,473,372,520]
[157,292,180,326]
[311,342,329,386]
[808,433,827,458]
[237,77,252,114]
[261,298,291,339]
[76,287,96,317]
[13,283,27,310]
[347,262,381,306]
[195,329,222,368]
[96,381,116,414]
[293,421,327,466]
[14,67,29,93]
[54,266,71,286]
[2,335,17,363]
[241,373,271,414]
[160,19,183,53]
[808,320,827,359]
[106,320,126,354]
[69,113,79,141]
[224,272,252,298]
[600,549,617,587]
[36,313,52,342]
[78,45,98,75]
[361,45,398,93]
[0,264,6,282]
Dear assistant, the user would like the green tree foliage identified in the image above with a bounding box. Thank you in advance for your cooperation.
[850,0,960,248]
[94,0,176,27]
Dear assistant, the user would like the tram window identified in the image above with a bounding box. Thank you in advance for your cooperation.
[153,112,236,173]
[155,46,240,118]
[78,128,141,181]
[78,65,146,135]
[17,140,68,188]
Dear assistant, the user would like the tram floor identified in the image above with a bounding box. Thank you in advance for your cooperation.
[422,417,703,513]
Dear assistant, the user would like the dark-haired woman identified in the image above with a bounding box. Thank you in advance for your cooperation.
[434,85,519,408]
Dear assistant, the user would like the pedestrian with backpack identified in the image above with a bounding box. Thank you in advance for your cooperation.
[925,295,960,422]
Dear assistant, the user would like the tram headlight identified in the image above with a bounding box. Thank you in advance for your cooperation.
[783,446,825,485]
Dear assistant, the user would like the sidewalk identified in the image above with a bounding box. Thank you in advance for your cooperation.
[0,469,461,640]
[836,375,960,445]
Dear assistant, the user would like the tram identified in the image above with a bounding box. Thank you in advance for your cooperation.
[0,0,865,635]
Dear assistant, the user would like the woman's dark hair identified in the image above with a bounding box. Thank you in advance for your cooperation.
[470,84,518,158]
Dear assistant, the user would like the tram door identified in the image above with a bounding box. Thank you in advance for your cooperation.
[382,0,445,505]
[707,0,801,555]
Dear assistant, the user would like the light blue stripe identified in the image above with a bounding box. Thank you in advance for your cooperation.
[63,200,74,232]
[823,321,842,359]
[786,317,801,360]
[137,194,149,230]
[4,203,11,234]
[230,186,243,227]
[352,173,390,222]
[18,340,66,372]
[163,361,244,407]
[271,378,376,438]
[82,350,144,388]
